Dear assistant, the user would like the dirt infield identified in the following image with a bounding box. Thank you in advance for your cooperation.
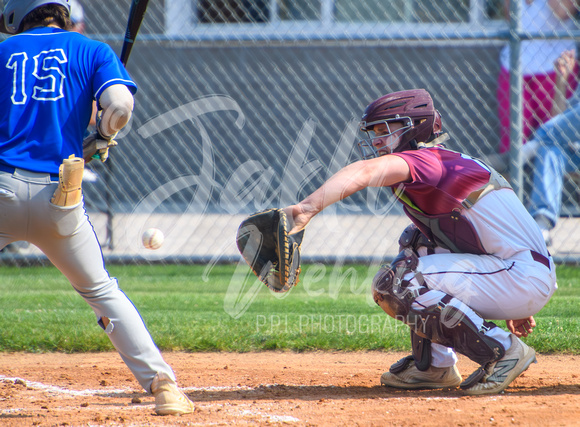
[0,351,578,426]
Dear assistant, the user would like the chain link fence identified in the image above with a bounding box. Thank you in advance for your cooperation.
[2,0,580,264]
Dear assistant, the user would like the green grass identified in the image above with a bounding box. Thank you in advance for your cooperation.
[0,263,578,354]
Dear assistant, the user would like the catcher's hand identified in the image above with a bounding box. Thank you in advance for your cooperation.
[236,208,305,292]
[506,316,536,338]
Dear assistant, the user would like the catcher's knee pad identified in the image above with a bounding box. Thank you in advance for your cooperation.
[398,223,435,255]
[372,249,425,320]
[407,295,506,366]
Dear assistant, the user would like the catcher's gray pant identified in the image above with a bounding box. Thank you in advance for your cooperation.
[0,168,175,392]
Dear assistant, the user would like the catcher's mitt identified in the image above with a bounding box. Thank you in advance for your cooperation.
[236,208,305,292]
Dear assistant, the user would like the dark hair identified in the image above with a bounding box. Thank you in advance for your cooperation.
[19,4,71,32]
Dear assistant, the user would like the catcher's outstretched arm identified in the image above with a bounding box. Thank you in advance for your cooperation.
[285,155,411,234]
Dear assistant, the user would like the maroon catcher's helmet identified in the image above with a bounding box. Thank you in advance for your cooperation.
[357,89,442,158]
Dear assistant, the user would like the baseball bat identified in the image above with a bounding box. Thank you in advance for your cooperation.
[119,0,151,67]
[104,0,150,250]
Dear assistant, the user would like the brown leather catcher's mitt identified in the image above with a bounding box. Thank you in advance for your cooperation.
[236,208,305,292]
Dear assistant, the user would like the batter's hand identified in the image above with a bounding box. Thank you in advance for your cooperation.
[506,316,536,338]
[82,132,118,163]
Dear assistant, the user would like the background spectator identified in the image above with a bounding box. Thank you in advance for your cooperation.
[497,0,579,154]
[527,50,580,245]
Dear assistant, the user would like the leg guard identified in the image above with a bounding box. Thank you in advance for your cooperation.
[407,295,506,366]
[372,249,425,320]
[389,329,432,373]
[398,223,435,255]
[372,249,505,367]
[373,250,433,371]
[411,330,432,371]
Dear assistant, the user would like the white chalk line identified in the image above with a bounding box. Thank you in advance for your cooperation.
[0,375,257,396]
[239,409,301,423]
[0,376,302,422]
[0,375,132,397]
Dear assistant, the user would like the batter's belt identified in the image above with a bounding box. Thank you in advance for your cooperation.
[0,164,60,181]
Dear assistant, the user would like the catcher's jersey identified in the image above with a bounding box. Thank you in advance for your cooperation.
[393,147,548,259]
[0,27,137,174]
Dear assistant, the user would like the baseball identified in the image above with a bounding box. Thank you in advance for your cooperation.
[142,228,164,250]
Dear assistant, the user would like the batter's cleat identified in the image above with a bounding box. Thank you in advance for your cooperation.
[461,335,537,396]
[151,372,195,416]
[381,360,462,390]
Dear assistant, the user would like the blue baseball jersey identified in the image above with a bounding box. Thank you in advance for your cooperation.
[0,27,137,174]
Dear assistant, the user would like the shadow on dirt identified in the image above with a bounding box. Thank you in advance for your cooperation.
[178,382,580,402]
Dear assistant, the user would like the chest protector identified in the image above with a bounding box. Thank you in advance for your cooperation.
[396,167,511,255]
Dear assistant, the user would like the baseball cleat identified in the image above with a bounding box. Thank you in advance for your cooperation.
[461,335,537,396]
[381,361,462,390]
[151,372,195,416]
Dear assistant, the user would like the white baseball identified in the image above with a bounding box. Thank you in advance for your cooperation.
[142,228,164,250]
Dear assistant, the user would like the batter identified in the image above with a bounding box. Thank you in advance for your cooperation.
[0,0,194,415]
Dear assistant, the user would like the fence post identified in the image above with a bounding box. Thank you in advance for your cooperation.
[508,0,524,199]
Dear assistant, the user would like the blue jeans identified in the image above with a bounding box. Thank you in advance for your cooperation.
[529,103,580,228]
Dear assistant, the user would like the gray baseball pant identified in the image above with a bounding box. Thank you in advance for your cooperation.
[0,167,175,392]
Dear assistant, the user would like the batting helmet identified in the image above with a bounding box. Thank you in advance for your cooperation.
[0,0,70,34]
[358,89,442,157]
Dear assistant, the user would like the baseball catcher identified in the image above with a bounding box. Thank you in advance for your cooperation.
[237,208,304,292]
[282,89,556,396]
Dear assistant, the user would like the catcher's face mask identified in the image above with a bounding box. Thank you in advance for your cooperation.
[357,116,414,159]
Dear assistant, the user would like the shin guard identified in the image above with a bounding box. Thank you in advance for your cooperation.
[389,330,432,373]
[407,295,505,366]
[411,330,432,371]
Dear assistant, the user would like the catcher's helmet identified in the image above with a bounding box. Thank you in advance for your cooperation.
[1,0,70,34]
[357,89,442,158]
